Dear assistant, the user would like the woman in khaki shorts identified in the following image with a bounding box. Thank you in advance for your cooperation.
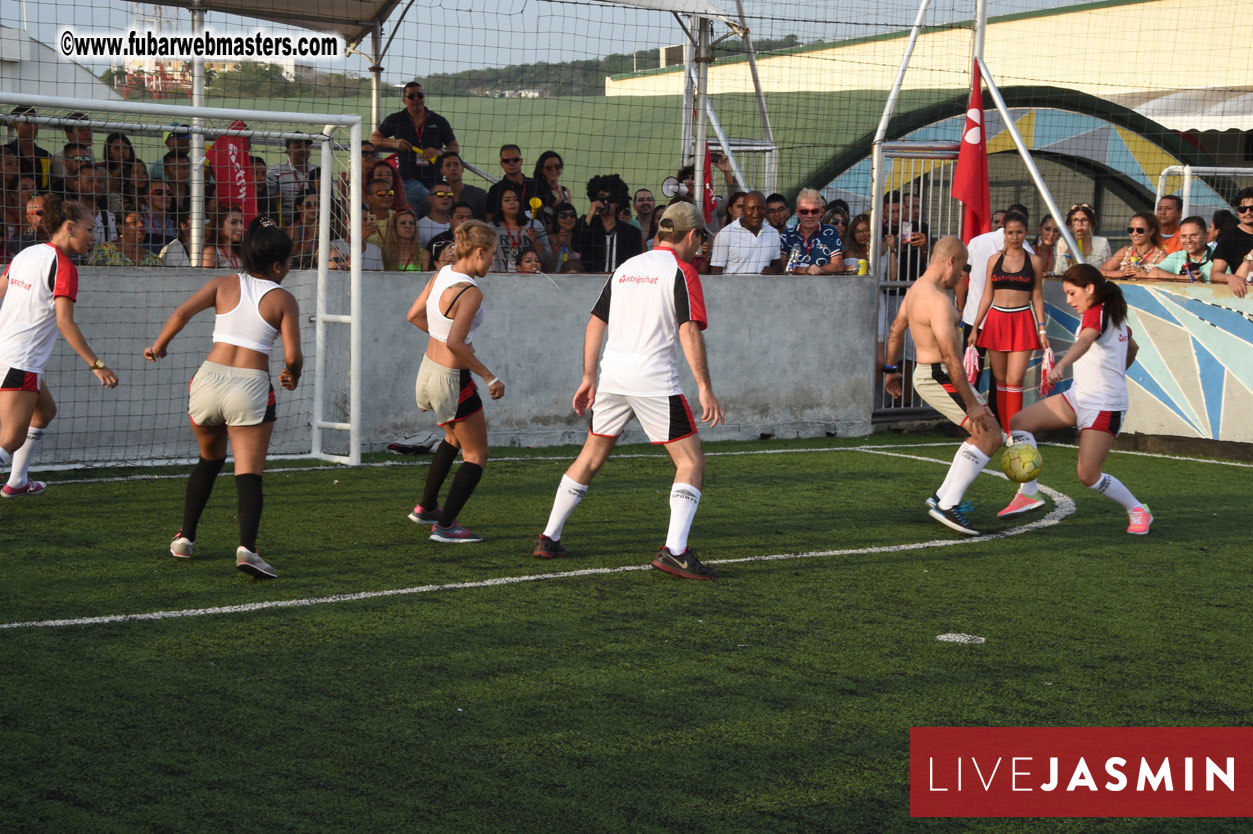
[407,220,504,543]
[145,218,303,578]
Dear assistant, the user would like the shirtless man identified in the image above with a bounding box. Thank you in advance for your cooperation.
[884,236,1001,536]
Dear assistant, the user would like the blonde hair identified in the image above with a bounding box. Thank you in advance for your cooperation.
[796,187,823,208]
[454,219,496,259]
[381,209,419,270]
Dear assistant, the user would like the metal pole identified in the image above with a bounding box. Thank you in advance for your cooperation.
[370,23,383,136]
[977,57,1080,260]
[972,0,987,64]
[686,65,747,191]
[348,121,363,466]
[312,136,331,459]
[1182,164,1193,218]
[680,16,695,166]
[870,143,885,277]
[872,0,934,146]
[693,17,710,211]
[734,0,775,149]
[189,1,205,267]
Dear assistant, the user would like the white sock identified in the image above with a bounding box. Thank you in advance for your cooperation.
[1010,430,1039,496]
[7,427,45,488]
[937,442,990,510]
[665,482,702,554]
[542,475,588,541]
[1090,472,1140,512]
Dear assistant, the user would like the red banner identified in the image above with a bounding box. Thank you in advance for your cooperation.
[701,144,716,224]
[206,120,257,225]
[953,61,990,243]
[911,727,1253,817]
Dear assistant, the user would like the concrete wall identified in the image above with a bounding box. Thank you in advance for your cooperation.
[42,269,876,465]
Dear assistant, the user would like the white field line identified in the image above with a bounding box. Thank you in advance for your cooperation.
[0,447,1073,631]
[1040,442,1253,469]
[43,442,961,487]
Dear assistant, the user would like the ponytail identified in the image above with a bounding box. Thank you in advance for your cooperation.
[40,193,89,239]
[1062,263,1127,328]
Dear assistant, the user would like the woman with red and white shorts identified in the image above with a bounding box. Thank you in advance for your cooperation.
[969,210,1050,433]
[0,195,117,499]
[998,264,1152,534]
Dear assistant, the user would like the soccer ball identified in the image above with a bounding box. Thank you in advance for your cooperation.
[1001,444,1043,483]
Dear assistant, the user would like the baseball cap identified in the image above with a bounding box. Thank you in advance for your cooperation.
[658,201,706,237]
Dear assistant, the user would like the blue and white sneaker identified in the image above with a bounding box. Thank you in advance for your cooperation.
[928,503,981,536]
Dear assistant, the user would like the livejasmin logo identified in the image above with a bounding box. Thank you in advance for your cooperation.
[910,728,1253,818]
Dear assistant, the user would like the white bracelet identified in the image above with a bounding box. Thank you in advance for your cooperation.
[484,377,500,387]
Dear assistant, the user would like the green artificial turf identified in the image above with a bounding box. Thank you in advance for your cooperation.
[0,434,1248,833]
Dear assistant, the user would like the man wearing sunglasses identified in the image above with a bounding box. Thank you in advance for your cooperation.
[363,178,396,244]
[50,112,94,183]
[485,145,535,223]
[371,81,459,217]
[1208,187,1253,299]
[779,188,843,275]
[418,181,454,248]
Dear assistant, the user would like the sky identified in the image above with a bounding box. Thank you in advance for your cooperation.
[1,0,1076,85]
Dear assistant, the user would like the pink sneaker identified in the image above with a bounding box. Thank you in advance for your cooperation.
[1,480,47,498]
[998,491,1045,518]
[1127,505,1153,535]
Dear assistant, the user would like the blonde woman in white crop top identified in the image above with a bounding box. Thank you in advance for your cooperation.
[404,219,503,544]
[144,217,303,578]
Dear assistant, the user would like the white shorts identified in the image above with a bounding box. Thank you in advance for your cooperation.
[415,358,482,426]
[188,361,275,427]
[914,362,986,429]
[590,391,696,444]
[1062,392,1125,437]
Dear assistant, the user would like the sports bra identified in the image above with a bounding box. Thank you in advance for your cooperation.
[990,251,1035,291]
[426,265,485,344]
[213,273,281,354]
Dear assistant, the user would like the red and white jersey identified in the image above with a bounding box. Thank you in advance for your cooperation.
[0,243,78,375]
[591,245,707,396]
[1071,302,1130,411]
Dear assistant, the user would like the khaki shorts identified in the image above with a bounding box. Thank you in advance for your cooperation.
[188,361,275,427]
[914,362,985,430]
[415,358,482,426]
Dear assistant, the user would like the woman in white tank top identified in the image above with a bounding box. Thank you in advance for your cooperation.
[144,217,303,578]
[405,220,504,544]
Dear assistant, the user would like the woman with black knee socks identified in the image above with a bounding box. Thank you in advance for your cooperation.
[145,217,302,578]
[407,219,504,543]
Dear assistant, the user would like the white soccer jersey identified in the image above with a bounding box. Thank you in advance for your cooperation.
[0,243,78,375]
[1071,302,1130,411]
[591,246,708,396]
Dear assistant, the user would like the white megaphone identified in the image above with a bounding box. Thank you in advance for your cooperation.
[661,176,690,199]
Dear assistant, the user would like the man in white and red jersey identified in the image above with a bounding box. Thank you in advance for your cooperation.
[534,202,725,579]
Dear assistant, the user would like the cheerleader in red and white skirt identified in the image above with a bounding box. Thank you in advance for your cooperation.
[998,264,1151,534]
[0,195,118,497]
[968,210,1051,433]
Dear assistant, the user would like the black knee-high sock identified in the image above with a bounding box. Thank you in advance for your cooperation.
[437,463,483,527]
[421,440,460,509]
[180,456,226,541]
[235,474,264,552]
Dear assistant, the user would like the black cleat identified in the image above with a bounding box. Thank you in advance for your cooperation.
[928,504,981,536]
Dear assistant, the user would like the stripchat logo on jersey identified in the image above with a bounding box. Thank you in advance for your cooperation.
[910,727,1252,817]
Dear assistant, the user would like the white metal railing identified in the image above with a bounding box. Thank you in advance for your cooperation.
[1156,165,1253,218]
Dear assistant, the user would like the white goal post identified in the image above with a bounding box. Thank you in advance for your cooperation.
[0,91,363,468]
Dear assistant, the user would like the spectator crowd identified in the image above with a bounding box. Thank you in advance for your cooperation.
[5,89,1253,297]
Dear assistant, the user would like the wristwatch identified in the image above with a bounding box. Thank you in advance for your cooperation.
[90,359,106,370]
[883,364,900,374]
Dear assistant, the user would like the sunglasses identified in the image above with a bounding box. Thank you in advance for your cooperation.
[302,202,318,209]
[70,156,92,162]
[373,189,395,197]
[797,208,821,216]
[149,190,167,196]
[30,209,44,216]
[1127,226,1148,234]
[557,211,576,219]
[544,163,562,171]
[405,92,425,100]
[432,191,453,198]
[1070,203,1092,211]
[501,156,522,164]
[1237,205,1253,214]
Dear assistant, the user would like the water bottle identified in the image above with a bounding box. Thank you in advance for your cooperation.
[786,244,802,273]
